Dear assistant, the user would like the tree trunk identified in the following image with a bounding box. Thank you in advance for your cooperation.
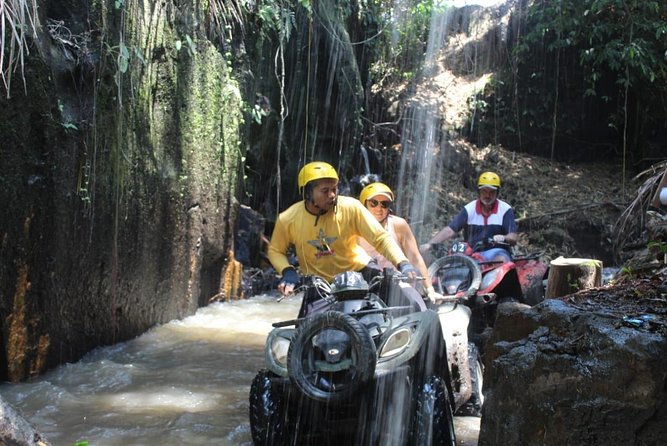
[545,257,602,298]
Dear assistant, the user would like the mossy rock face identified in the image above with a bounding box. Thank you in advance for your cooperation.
[0,0,244,381]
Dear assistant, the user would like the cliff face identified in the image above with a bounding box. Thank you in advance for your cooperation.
[0,1,243,382]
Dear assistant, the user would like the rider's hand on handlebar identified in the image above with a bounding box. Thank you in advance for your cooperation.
[492,234,506,244]
[399,262,418,280]
[425,286,443,304]
[277,268,300,297]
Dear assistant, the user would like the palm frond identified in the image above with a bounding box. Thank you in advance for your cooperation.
[612,161,667,257]
[0,0,39,98]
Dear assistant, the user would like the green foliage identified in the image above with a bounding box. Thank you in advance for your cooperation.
[256,2,296,41]
[648,240,667,255]
[518,0,667,100]
[473,0,667,161]
[367,0,437,93]
[619,265,635,279]
[118,42,130,73]
[648,240,667,263]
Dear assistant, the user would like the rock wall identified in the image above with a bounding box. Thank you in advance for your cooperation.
[0,0,243,381]
[479,299,667,445]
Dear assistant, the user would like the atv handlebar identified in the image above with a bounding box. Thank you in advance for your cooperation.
[431,291,495,306]
[285,270,422,298]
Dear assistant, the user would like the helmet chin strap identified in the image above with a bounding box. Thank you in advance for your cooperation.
[309,198,333,226]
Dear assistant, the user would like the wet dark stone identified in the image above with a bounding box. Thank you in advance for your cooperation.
[0,395,51,445]
[479,299,667,446]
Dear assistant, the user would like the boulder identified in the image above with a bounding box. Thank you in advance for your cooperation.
[0,395,50,445]
[479,299,667,446]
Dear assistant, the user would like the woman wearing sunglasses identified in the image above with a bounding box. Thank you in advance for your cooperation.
[358,182,442,304]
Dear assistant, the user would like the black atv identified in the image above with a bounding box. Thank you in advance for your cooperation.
[248,270,457,445]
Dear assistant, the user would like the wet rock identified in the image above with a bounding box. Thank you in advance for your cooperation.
[479,299,667,446]
[0,395,51,445]
[235,205,268,267]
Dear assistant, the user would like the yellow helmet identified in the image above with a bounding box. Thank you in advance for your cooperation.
[477,171,501,189]
[297,161,339,192]
[359,182,394,205]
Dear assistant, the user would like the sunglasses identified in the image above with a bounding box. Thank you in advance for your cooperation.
[367,199,392,209]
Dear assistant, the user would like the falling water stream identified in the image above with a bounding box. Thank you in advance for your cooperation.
[395,7,451,241]
[1,293,479,445]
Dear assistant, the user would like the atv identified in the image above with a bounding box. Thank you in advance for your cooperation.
[426,239,548,416]
[248,270,457,446]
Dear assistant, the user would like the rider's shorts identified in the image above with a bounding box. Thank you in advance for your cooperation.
[479,247,512,262]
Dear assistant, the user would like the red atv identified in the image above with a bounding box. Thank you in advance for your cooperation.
[428,239,548,308]
[425,239,548,416]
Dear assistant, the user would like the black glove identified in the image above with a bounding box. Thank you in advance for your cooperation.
[280,267,300,286]
[399,262,417,276]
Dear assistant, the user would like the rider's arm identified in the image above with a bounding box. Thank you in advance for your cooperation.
[394,217,431,284]
[420,226,456,254]
[427,226,456,245]
[492,232,517,245]
[421,207,467,252]
[267,215,292,277]
[500,206,518,246]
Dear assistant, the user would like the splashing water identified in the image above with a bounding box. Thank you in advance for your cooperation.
[0,295,302,446]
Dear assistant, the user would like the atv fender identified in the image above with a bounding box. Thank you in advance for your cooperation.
[436,303,473,409]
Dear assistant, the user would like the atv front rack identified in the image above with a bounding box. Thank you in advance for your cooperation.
[272,305,413,328]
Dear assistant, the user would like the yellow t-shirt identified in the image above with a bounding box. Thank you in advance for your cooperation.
[268,196,408,282]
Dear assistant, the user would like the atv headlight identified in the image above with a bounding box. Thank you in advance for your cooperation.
[265,328,294,376]
[480,268,500,290]
[270,335,291,368]
[379,327,412,358]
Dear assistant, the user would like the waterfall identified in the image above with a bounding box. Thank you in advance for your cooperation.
[395,6,454,241]
[394,0,511,241]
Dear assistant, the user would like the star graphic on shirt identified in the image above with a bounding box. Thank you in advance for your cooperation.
[307,229,337,258]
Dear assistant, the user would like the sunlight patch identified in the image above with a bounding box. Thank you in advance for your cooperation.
[99,388,222,413]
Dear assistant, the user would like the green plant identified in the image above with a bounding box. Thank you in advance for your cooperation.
[647,240,667,263]
[174,35,197,57]
[475,0,667,164]
[619,265,636,279]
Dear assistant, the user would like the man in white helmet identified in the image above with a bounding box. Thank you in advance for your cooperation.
[420,171,518,263]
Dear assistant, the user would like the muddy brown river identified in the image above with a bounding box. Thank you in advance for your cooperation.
[0,294,479,445]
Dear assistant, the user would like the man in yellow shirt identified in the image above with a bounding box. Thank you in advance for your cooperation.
[268,161,419,307]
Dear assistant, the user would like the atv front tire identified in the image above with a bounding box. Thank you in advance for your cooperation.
[427,253,482,298]
[412,375,457,446]
[249,369,290,446]
[287,310,376,403]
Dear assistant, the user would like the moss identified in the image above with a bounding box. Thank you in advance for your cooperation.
[7,264,30,382]
[179,41,243,200]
